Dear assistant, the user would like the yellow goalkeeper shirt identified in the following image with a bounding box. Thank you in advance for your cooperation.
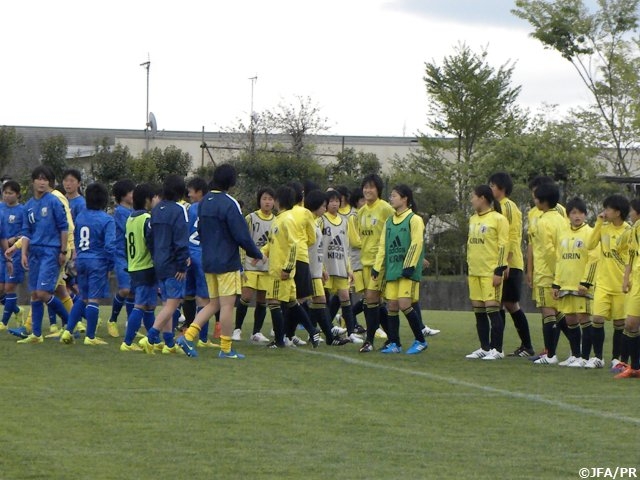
[530,209,566,287]
[357,198,394,267]
[288,204,316,264]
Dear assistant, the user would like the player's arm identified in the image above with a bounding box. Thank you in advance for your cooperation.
[586,216,603,250]
[229,205,262,260]
[401,215,425,277]
[494,215,509,284]
[282,218,297,276]
[372,221,387,274]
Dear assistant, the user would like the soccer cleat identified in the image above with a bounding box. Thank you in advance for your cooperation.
[59,330,74,344]
[45,324,62,339]
[533,354,558,365]
[584,357,605,369]
[331,326,347,336]
[465,348,490,359]
[138,336,156,354]
[162,345,184,355]
[482,349,505,360]
[231,328,242,341]
[76,321,87,334]
[310,330,320,348]
[218,349,245,359]
[291,335,307,346]
[197,339,220,348]
[558,355,578,366]
[330,337,351,346]
[17,333,43,344]
[284,337,296,348]
[348,333,364,344]
[353,324,366,335]
[610,361,629,374]
[0,323,7,332]
[14,307,24,326]
[374,328,388,339]
[380,342,402,354]
[84,336,108,346]
[507,346,536,357]
[528,349,548,362]
[107,321,119,338]
[406,340,428,355]
[8,325,29,339]
[153,342,165,352]
[567,358,587,368]
[120,342,143,352]
[359,341,373,353]
[422,325,440,337]
[614,367,640,379]
[266,340,285,349]
[250,332,271,344]
[176,335,198,358]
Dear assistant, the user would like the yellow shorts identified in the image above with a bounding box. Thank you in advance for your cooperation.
[352,270,364,293]
[264,275,296,303]
[534,286,557,309]
[594,288,626,320]
[205,271,241,298]
[468,276,503,303]
[362,266,383,292]
[311,278,325,298]
[625,280,640,317]
[243,270,269,291]
[412,282,421,303]
[557,294,592,315]
[385,278,419,301]
[325,276,349,293]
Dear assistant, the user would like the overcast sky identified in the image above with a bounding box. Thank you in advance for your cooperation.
[1,0,600,137]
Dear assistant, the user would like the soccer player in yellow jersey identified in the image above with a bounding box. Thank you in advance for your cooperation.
[373,184,428,355]
[489,172,534,357]
[357,174,394,352]
[551,198,598,368]
[465,185,508,360]
[617,199,640,378]
[529,183,567,365]
[586,194,630,369]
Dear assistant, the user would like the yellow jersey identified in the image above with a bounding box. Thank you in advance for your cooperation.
[553,223,598,291]
[51,189,75,251]
[587,218,630,294]
[627,219,640,278]
[499,197,524,270]
[357,198,394,267]
[530,209,566,287]
[261,208,297,278]
[527,203,567,243]
[467,209,509,277]
[288,204,316,264]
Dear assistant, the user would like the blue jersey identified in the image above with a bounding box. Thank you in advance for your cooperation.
[68,195,86,222]
[21,192,68,248]
[150,200,190,281]
[198,190,262,274]
[1,203,25,240]
[74,209,116,263]
[187,203,201,261]
[113,204,132,259]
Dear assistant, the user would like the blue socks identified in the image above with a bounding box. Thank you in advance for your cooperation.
[124,308,143,345]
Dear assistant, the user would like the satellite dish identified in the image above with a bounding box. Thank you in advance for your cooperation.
[147,112,157,136]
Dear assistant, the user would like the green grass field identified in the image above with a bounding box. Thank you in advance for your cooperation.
[1,309,638,480]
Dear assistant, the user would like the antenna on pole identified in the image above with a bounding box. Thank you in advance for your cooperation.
[248,75,258,158]
[140,54,151,151]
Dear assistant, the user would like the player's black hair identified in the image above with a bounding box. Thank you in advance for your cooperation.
[349,187,363,208]
[162,174,186,202]
[603,194,630,220]
[112,179,135,204]
[303,180,320,196]
[630,198,640,216]
[528,175,554,191]
[256,187,276,210]
[211,163,237,191]
[133,183,156,211]
[325,189,341,203]
[2,180,21,197]
[31,165,56,184]
[288,181,304,204]
[186,176,208,194]
[275,186,296,211]
[488,172,513,196]
[304,189,326,212]
[533,183,560,209]
[566,197,587,215]
[392,184,418,211]
[474,184,502,214]
[361,174,384,198]
[85,182,109,211]
[62,168,82,183]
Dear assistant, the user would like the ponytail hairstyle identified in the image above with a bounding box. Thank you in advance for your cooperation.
[392,184,417,212]
[474,184,501,214]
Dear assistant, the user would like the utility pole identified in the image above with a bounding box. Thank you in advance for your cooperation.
[140,57,151,152]
[249,75,258,159]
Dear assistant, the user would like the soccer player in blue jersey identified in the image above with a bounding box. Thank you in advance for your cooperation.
[107,179,135,337]
[178,164,263,359]
[62,169,86,222]
[14,166,69,344]
[139,175,190,355]
[0,181,25,331]
[60,182,116,345]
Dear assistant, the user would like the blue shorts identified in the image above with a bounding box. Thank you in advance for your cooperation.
[114,256,131,290]
[132,285,157,307]
[76,257,110,299]
[0,254,25,284]
[159,277,185,301]
[185,256,209,299]
[28,246,61,293]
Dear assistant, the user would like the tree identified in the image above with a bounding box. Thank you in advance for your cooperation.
[325,148,381,187]
[91,140,134,185]
[155,145,192,181]
[512,0,640,176]
[0,126,23,176]
[40,135,68,182]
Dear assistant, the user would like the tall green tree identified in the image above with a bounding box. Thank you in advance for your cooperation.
[513,0,640,176]
[0,126,23,176]
[91,140,134,185]
[325,148,381,188]
[40,135,68,182]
